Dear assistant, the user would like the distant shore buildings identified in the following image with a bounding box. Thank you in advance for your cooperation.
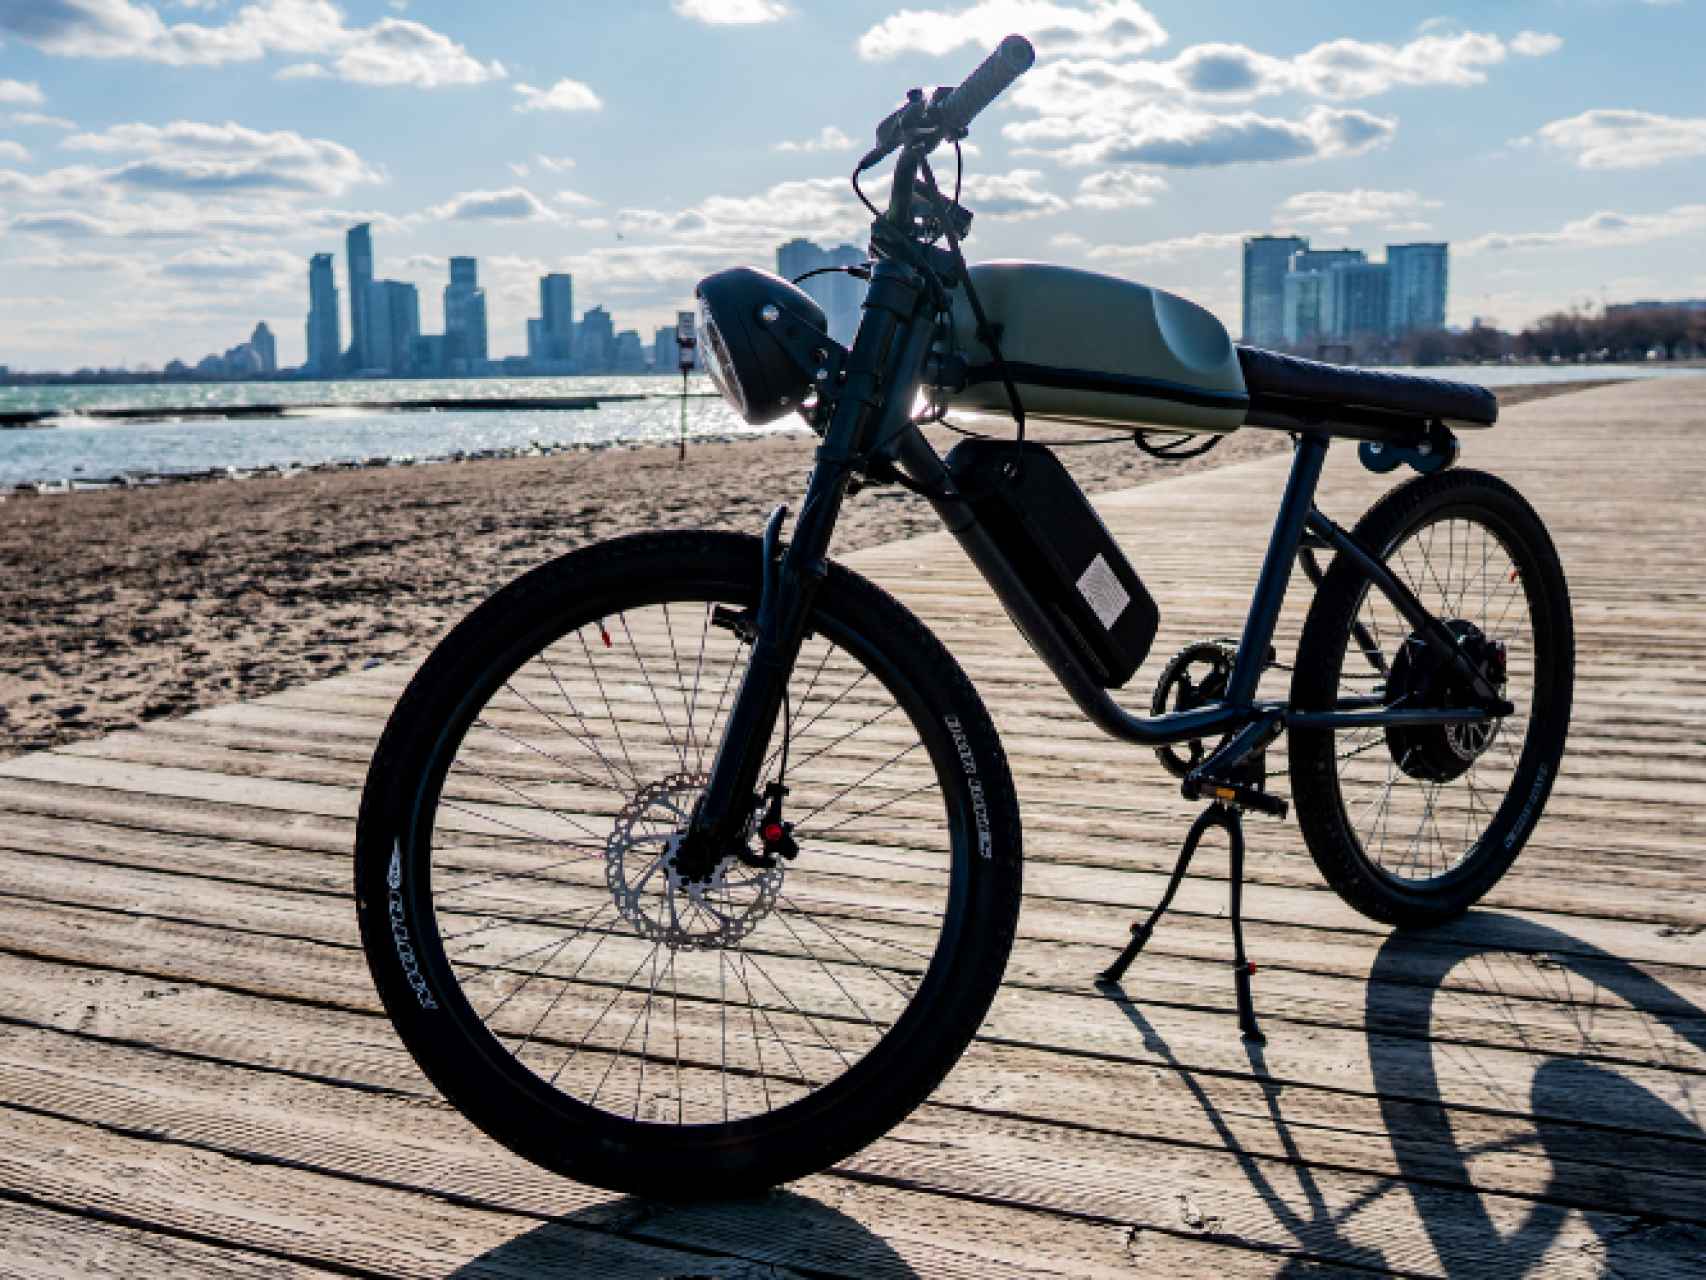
[164,322,278,380]
[293,224,680,378]
[1242,236,1449,350]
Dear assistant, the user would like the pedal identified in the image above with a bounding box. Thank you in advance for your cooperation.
[1182,775,1289,819]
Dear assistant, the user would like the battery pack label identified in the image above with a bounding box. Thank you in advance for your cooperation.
[1077,553,1130,633]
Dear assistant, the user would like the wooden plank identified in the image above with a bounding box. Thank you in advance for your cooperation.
[1,378,1705,1274]
[0,1199,349,1279]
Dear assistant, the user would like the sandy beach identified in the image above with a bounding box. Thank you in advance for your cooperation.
[0,381,1604,758]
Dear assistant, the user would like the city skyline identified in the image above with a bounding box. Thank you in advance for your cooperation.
[2,3,1704,368]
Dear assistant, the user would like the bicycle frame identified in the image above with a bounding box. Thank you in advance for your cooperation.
[685,145,1510,854]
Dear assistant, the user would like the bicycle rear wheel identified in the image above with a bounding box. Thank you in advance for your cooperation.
[1289,469,1574,926]
[355,530,1022,1195]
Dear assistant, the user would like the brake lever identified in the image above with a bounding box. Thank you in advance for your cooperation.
[856,88,956,171]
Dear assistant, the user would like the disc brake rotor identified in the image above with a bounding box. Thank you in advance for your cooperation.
[604,771,783,951]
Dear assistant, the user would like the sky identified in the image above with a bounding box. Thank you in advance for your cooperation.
[1,0,1703,370]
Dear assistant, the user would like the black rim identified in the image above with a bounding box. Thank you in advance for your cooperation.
[396,569,972,1138]
[1330,509,1546,890]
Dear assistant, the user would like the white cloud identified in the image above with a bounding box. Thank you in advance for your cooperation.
[1084,229,1258,263]
[275,61,329,79]
[157,244,297,279]
[0,140,29,162]
[0,0,504,88]
[554,187,598,207]
[960,167,1068,219]
[1275,188,1440,226]
[332,18,502,87]
[858,0,1167,60]
[1074,169,1167,209]
[534,153,575,172]
[1535,109,1706,171]
[63,120,381,196]
[1511,30,1563,57]
[774,125,856,154]
[1463,204,1706,254]
[1021,103,1396,168]
[617,176,866,250]
[428,186,558,222]
[9,111,76,128]
[672,0,789,23]
[1010,28,1558,116]
[0,78,45,105]
[513,78,602,113]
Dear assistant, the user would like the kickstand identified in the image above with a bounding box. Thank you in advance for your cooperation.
[1098,800,1266,1044]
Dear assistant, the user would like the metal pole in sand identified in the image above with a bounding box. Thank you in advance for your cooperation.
[676,310,697,465]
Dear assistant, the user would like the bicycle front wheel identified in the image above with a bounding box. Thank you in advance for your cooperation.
[355,530,1022,1196]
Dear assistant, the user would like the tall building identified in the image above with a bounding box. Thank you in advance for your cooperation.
[443,257,488,371]
[654,325,678,373]
[577,305,614,373]
[1329,262,1392,338]
[250,322,277,375]
[1293,248,1364,275]
[305,253,340,375]
[539,273,575,365]
[1242,235,1308,346]
[346,223,374,370]
[1282,271,1330,346]
[366,279,420,374]
[613,329,646,373]
[776,239,867,346]
[1386,243,1448,337]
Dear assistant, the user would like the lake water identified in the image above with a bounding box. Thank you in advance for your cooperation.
[0,365,1698,488]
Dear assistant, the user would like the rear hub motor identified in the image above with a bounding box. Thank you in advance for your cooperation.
[1385,621,1507,783]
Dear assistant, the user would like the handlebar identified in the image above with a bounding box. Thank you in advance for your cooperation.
[936,34,1035,135]
[857,34,1036,173]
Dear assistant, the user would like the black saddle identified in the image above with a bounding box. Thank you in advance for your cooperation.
[1237,347,1497,439]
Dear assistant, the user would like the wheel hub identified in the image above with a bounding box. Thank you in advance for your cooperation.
[604,772,783,951]
[1385,621,1507,782]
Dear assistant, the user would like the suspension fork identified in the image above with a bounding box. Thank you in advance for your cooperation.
[685,260,933,857]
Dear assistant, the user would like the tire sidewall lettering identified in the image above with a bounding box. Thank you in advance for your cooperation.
[388,839,439,1010]
[945,714,993,859]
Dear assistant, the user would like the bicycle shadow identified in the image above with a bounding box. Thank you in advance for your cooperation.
[446,1186,923,1279]
[1365,914,1706,1276]
[1098,912,1706,1276]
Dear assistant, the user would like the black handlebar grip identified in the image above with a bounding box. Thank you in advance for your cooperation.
[937,34,1035,135]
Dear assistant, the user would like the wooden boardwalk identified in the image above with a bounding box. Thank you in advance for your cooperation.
[2,377,1702,1278]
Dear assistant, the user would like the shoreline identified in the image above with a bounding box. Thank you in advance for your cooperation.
[0,379,1610,759]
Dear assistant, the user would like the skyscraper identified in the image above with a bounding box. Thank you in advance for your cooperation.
[306,253,340,375]
[1292,248,1365,275]
[1242,235,1308,346]
[540,273,574,365]
[1386,243,1449,337]
[613,329,646,374]
[443,257,488,371]
[250,322,277,375]
[346,223,374,370]
[577,305,614,373]
[1329,262,1392,338]
[1282,271,1330,346]
[367,279,420,374]
[776,239,866,346]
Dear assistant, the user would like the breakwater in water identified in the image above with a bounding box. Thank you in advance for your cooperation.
[0,393,675,429]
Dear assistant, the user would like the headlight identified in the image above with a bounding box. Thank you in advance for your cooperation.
[697,293,749,422]
[693,267,831,426]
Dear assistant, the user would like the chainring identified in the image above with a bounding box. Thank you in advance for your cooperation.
[1151,639,1240,779]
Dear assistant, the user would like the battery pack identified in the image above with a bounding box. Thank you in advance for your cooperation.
[946,439,1159,689]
